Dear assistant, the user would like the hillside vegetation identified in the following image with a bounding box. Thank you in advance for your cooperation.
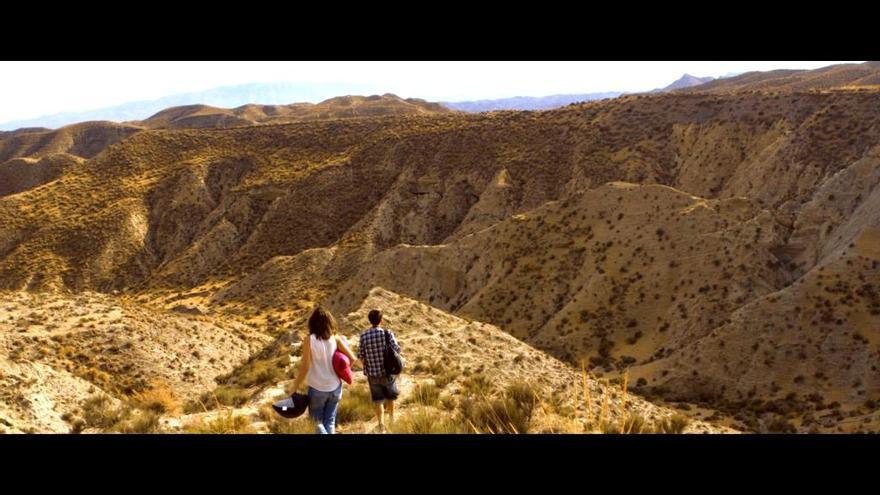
[2,65,879,433]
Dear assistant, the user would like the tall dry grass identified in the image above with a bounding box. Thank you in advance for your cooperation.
[132,380,179,414]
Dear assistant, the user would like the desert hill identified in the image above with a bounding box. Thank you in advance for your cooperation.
[3,90,878,292]
[136,94,453,130]
[65,287,729,434]
[680,61,880,94]
[323,181,879,432]
[653,74,714,92]
[1,79,879,432]
[0,121,142,162]
[0,153,84,198]
[0,290,269,433]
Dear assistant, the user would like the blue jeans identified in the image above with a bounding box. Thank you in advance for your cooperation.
[308,383,342,434]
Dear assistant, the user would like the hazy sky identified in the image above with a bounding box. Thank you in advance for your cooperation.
[0,61,863,123]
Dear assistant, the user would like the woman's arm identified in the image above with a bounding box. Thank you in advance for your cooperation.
[290,336,311,393]
[336,334,357,363]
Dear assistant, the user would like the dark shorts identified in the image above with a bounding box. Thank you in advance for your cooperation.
[367,375,399,403]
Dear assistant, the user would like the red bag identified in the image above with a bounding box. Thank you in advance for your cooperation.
[333,349,353,384]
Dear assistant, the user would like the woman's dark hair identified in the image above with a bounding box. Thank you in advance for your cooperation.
[308,306,337,340]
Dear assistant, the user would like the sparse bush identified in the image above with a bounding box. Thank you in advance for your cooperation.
[396,408,465,434]
[434,369,458,389]
[230,356,288,388]
[190,386,252,411]
[267,417,314,434]
[461,373,493,396]
[406,383,440,407]
[69,418,87,434]
[763,415,797,434]
[440,395,457,411]
[458,381,539,434]
[505,381,539,412]
[622,413,650,434]
[81,394,124,429]
[336,385,375,424]
[654,414,690,434]
[185,411,253,434]
[599,419,620,434]
[115,411,161,433]
[132,380,179,414]
[547,391,575,417]
[425,359,446,375]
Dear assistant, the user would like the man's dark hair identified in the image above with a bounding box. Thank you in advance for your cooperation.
[368,309,382,326]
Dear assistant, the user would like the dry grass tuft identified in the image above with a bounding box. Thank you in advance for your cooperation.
[458,381,539,434]
[653,414,691,434]
[81,394,124,429]
[395,407,464,434]
[336,384,375,424]
[184,410,254,434]
[405,382,440,407]
[132,380,179,414]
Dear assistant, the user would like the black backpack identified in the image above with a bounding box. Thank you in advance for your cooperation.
[383,329,404,376]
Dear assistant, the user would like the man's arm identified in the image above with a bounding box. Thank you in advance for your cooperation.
[389,331,401,353]
[356,333,365,361]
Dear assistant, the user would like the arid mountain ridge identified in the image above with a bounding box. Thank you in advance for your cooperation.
[1,63,879,432]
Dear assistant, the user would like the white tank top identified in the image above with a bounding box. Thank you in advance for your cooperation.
[308,334,341,392]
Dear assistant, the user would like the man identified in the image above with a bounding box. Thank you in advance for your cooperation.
[357,309,401,433]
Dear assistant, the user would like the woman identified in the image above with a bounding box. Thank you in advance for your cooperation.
[290,306,356,434]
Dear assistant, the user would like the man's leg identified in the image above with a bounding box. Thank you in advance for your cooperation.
[369,378,386,432]
[386,399,395,429]
[385,376,399,429]
[373,401,385,431]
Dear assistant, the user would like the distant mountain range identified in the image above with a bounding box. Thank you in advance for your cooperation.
[0,73,726,130]
[440,73,729,112]
[442,92,622,112]
[0,82,381,131]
